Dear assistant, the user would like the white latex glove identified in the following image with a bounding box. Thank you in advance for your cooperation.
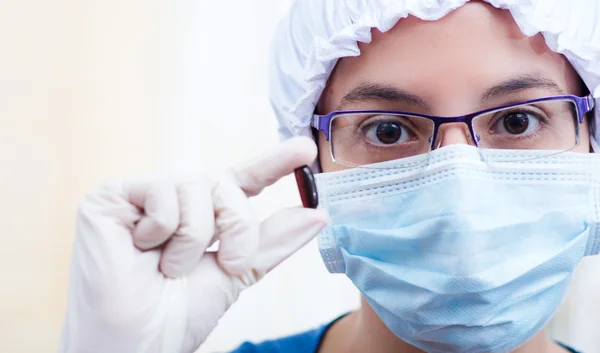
[59,137,328,353]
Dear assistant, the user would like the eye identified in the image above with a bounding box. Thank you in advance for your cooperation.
[493,111,541,135]
[364,120,411,145]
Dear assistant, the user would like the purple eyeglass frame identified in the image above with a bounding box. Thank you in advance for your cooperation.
[312,94,596,149]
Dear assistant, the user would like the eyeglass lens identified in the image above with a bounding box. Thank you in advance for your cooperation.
[330,99,578,168]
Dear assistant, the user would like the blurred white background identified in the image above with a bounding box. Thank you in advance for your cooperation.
[0,1,599,352]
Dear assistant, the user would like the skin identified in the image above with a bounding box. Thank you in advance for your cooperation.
[315,2,590,353]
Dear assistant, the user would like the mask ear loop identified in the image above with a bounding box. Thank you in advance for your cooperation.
[584,151,600,256]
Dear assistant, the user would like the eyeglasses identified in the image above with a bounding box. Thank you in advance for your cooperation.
[312,95,595,169]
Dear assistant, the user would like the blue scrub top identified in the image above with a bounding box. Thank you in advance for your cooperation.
[230,315,582,353]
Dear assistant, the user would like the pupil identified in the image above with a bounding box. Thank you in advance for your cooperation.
[376,123,402,144]
[503,113,529,134]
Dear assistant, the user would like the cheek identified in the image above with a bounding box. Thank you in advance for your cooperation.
[317,131,348,172]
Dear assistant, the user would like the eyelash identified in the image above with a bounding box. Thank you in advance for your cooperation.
[359,116,414,134]
[487,108,549,135]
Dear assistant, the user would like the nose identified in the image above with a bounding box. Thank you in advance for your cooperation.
[435,123,474,149]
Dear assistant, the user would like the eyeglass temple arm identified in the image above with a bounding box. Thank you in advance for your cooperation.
[312,114,331,141]
[587,95,596,111]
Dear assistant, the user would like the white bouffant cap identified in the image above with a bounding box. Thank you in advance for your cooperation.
[269,0,600,144]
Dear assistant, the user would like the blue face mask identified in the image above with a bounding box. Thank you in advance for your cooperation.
[314,145,600,353]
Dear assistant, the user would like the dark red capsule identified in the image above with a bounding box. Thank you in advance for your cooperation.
[294,166,319,209]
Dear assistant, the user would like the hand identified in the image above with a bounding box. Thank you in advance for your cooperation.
[59,137,328,353]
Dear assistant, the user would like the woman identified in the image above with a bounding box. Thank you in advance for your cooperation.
[60,1,599,352]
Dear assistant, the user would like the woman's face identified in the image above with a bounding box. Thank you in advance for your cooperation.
[317,1,590,172]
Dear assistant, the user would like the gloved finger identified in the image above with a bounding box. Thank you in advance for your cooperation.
[124,175,180,250]
[229,136,318,197]
[256,207,328,273]
[236,207,329,287]
[213,174,260,276]
[160,176,216,278]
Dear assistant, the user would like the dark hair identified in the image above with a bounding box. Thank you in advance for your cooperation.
[581,79,590,96]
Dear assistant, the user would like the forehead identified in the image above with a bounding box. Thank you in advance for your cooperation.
[322,2,580,111]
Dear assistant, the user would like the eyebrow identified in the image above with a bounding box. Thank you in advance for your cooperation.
[481,74,566,101]
[338,82,429,110]
[336,74,566,111]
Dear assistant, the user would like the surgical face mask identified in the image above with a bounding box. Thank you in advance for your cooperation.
[315,145,600,353]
